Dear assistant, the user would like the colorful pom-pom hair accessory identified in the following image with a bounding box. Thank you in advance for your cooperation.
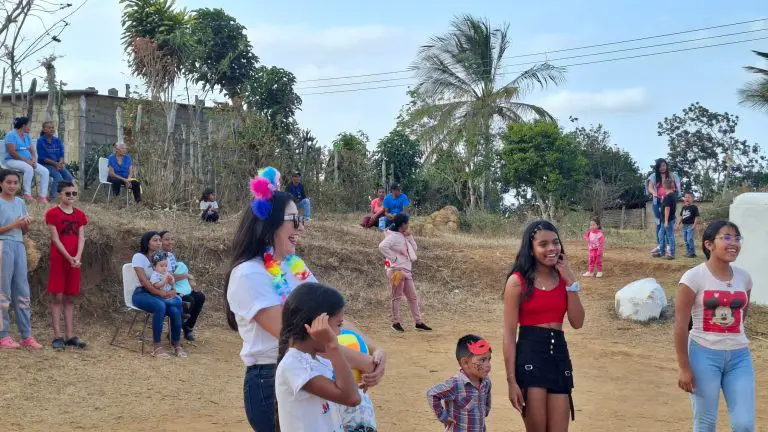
[249,166,282,219]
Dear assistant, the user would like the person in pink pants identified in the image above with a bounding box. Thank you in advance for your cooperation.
[583,219,605,278]
[378,213,432,333]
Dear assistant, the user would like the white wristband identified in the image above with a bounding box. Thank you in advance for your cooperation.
[566,282,580,293]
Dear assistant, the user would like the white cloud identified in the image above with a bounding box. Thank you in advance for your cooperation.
[537,87,650,116]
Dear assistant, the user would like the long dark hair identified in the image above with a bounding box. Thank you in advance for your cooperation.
[139,231,159,255]
[505,220,565,301]
[275,282,346,432]
[389,213,409,231]
[224,191,294,331]
[702,220,741,260]
[200,187,214,202]
[653,158,669,186]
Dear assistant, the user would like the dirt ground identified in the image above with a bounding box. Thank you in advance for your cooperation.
[2,218,767,431]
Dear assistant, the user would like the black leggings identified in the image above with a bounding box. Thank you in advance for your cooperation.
[201,211,219,223]
[181,291,205,329]
[107,176,141,202]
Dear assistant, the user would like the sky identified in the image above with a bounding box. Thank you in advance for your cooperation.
[20,0,768,172]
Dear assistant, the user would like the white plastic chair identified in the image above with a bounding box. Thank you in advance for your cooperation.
[91,157,131,205]
[110,263,153,354]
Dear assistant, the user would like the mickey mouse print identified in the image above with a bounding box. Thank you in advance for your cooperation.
[701,290,747,334]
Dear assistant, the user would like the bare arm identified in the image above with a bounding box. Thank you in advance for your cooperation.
[75,226,85,261]
[108,166,127,181]
[6,143,32,164]
[502,275,524,411]
[303,345,361,407]
[0,218,22,235]
[134,267,165,296]
[47,224,73,260]
[665,207,671,225]
[342,320,387,387]
[674,285,694,368]
[566,292,585,329]
[254,305,283,339]
[647,180,657,197]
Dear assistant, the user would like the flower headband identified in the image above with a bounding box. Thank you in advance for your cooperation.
[250,166,282,219]
[467,339,491,355]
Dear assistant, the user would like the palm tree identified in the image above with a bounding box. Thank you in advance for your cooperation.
[409,14,565,208]
[738,50,768,112]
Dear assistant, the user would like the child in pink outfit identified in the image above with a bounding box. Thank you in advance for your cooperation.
[583,220,605,278]
[378,213,432,333]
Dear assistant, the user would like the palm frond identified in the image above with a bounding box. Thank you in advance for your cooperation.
[498,102,556,122]
[502,63,566,98]
[738,79,768,112]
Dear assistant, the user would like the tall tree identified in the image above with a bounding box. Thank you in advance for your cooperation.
[245,66,302,131]
[408,14,565,209]
[738,50,768,113]
[500,121,588,220]
[568,121,644,212]
[120,0,191,97]
[184,8,259,100]
[658,102,765,199]
[374,128,422,186]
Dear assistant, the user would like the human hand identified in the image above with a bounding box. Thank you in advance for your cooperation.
[555,253,577,286]
[442,418,456,429]
[361,348,386,390]
[123,179,131,187]
[304,313,337,347]
[68,256,78,267]
[678,367,695,393]
[508,381,525,412]
[165,274,175,284]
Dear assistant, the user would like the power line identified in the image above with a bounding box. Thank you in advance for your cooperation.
[297,17,767,83]
[299,36,768,96]
[296,28,767,90]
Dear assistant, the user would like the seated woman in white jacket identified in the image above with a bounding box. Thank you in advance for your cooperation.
[378,213,432,333]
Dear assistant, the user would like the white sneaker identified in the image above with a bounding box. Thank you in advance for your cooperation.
[596,272,603,278]
[582,271,594,277]
[650,246,660,254]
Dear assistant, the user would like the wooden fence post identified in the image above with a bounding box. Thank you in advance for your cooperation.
[115,106,123,144]
[381,159,386,188]
[620,205,626,230]
[78,95,86,187]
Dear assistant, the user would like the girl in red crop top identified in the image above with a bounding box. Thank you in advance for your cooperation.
[501,220,585,432]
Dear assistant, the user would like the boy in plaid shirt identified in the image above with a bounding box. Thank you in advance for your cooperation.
[427,335,492,432]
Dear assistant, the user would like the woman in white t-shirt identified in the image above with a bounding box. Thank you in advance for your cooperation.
[674,220,754,431]
[131,231,186,358]
[225,167,387,432]
[275,282,360,432]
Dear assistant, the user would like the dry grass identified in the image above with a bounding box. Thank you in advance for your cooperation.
[3,204,768,431]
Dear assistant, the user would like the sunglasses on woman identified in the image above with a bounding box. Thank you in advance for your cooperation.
[283,214,305,229]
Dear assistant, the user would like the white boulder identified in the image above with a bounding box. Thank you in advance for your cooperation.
[614,278,668,322]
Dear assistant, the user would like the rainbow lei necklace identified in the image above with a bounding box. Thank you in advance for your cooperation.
[263,247,311,303]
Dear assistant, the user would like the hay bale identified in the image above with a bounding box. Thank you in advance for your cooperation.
[25,237,40,273]
[422,206,460,236]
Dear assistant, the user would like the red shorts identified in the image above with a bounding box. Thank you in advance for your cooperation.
[48,251,81,296]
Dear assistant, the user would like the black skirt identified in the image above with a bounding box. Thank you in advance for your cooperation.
[515,326,575,420]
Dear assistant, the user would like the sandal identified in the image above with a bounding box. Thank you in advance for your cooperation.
[152,347,171,359]
[174,346,188,358]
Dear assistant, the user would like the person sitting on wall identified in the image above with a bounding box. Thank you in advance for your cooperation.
[288,172,311,221]
[361,186,386,230]
[4,117,50,203]
[107,142,141,203]
[379,182,410,231]
[37,121,74,197]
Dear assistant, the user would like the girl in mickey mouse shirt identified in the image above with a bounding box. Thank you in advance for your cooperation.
[674,220,754,431]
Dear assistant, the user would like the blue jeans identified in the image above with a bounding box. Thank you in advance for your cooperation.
[44,164,73,197]
[688,340,755,431]
[0,240,32,339]
[296,198,311,219]
[659,220,676,257]
[132,288,182,343]
[244,364,276,431]
[682,224,696,256]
